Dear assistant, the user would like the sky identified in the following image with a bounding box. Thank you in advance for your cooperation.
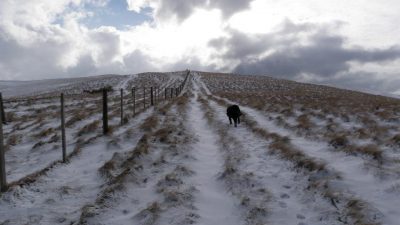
[1,0,400,95]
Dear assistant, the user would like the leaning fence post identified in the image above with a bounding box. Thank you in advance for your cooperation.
[150,87,154,106]
[0,94,7,192]
[176,88,178,97]
[60,93,67,163]
[170,88,173,98]
[102,89,109,134]
[120,89,124,125]
[164,88,167,100]
[132,87,136,115]
[0,93,6,124]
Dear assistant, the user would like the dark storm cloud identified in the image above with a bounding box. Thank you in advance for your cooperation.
[155,0,252,21]
[208,21,400,79]
[233,33,400,78]
[209,0,251,18]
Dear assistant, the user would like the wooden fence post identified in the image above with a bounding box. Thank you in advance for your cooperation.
[0,93,6,124]
[102,89,109,134]
[170,88,173,98]
[154,87,157,105]
[132,87,136,116]
[158,87,160,103]
[143,87,146,109]
[153,87,156,105]
[60,93,66,163]
[120,89,124,125]
[165,88,167,100]
[0,93,6,192]
[176,88,178,97]
[150,87,154,106]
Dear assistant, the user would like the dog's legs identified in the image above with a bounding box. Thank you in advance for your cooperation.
[238,116,241,124]
[229,117,232,125]
[234,117,238,127]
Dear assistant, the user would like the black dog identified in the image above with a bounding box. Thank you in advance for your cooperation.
[226,105,242,127]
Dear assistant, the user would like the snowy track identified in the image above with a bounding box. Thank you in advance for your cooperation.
[188,90,241,225]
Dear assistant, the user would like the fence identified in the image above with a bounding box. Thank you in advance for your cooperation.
[0,72,191,192]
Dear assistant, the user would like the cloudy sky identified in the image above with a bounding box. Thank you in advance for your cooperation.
[1,0,400,94]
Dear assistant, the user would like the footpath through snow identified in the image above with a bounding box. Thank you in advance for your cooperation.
[187,86,241,225]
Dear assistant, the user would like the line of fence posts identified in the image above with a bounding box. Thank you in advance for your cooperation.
[0,81,191,192]
[0,92,6,192]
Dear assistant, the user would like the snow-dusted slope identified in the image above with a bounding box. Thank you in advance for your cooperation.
[1,71,400,225]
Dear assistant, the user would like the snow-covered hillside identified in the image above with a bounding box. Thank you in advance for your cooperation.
[1,71,400,225]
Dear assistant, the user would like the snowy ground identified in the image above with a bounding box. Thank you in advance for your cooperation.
[1,71,400,225]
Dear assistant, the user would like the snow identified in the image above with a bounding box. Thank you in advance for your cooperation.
[207,98,337,225]
[188,87,241,225]
[0,107,154,225]
[244,107,400,225]
[2,70,400,225]
[207,81,400,225]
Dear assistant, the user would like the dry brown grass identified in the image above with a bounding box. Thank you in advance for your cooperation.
[296,114,314,130]
[77,120,100,137]
[33,127,55,139]
[153,126,174,143]
[329,134,349,148]
[345,199,381,225]
[347,144,383,161]
[66,110,90,127]
[269,140,326,172]
[391,134,400,146]
[6,134,22,146]
[140,115,159,132]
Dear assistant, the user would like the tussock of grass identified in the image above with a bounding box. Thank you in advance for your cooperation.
[391,134,400,146]
[296,114,314,130]
[140,115,158,132]
[33,127,55,139]
[346,144,383,161]
[156,173,184,193]
[132,202,160,225]
[329,135,349,148]
[32,140,46,149]
[6,134,22,146]
[153,127,173,143]
[66,111,89,127]
[77,120,100,137]
[269,140,326,172]
[345,199,382,225]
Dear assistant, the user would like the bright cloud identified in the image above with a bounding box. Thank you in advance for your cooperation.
[0,0,400,94]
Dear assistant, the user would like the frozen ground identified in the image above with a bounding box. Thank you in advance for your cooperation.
[1,71,400,225]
